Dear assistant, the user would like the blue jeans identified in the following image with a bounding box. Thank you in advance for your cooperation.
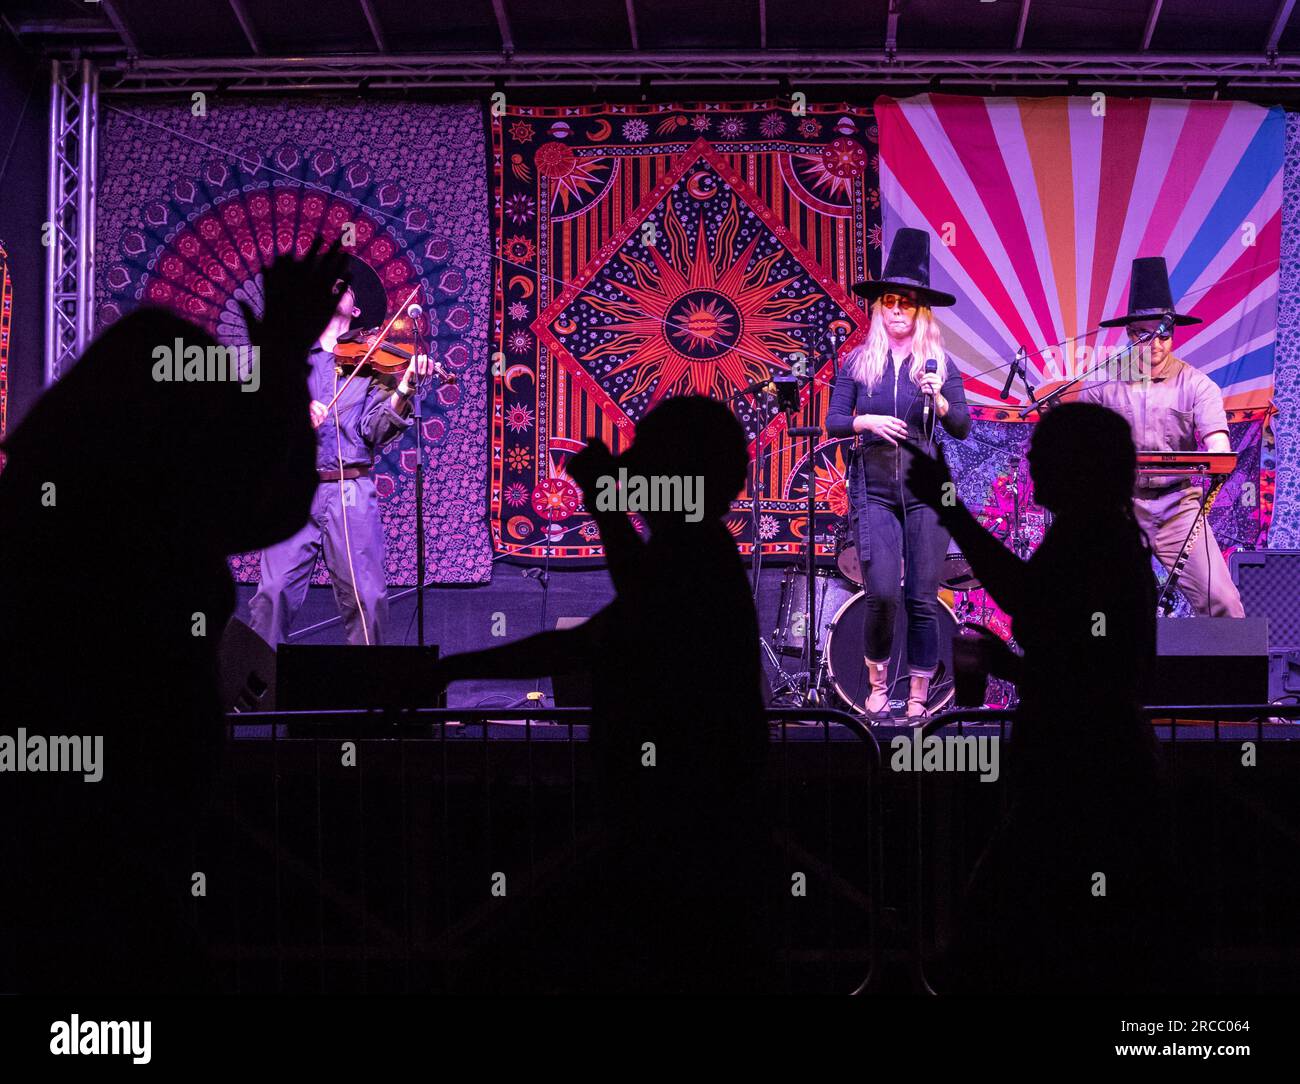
[858,498,949,673]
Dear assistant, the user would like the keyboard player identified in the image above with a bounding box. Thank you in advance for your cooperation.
[1079,257,1244,618]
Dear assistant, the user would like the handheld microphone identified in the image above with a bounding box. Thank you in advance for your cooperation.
[922,358,938,431]
[407,303,424,319]
[1000,347,1025,401]
[1153,314,1173,340]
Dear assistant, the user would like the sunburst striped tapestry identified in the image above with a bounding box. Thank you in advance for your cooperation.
[876,93,1284,611]
[877,94,1285,415]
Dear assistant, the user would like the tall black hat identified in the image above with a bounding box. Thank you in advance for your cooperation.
[1099,256,1201,328]
[851,227,956,308]
[339,255,389,331]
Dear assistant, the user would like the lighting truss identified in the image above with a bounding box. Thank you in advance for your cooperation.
[96,51,1300,94]
[44,58,98,385]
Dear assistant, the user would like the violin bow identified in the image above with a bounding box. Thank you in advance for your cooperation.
[321,284,422,415]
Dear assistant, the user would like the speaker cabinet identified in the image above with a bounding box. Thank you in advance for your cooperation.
[1151,617,1268,706]
[1230,550,1300,651]
[1230,550,1300,701]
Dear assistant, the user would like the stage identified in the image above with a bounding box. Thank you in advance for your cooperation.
[7,0,1300,1039]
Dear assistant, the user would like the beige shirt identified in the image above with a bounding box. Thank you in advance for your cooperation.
[1079,356,1229,490]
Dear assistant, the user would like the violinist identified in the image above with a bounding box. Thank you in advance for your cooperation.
[248,255,435,647]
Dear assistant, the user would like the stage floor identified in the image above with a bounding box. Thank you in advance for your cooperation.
[228,717,1300,742]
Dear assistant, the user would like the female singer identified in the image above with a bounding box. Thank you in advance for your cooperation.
[826,228,970,721]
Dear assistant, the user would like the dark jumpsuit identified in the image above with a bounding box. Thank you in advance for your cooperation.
[825,352,970,672]
[248,344,412,646]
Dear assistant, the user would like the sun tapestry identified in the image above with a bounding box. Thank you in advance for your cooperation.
[491,101,883,563]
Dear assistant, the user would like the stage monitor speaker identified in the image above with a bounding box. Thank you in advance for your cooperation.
[276,644,441,712]
[550,617,593,708]
[218,617,276,713]
[1229,550,1300,651]
[1150,617,1268,707]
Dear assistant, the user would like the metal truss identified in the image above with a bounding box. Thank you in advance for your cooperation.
[98,51,1300,94]
[44,58,98,385]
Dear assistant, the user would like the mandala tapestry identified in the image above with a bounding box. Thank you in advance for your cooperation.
[95,100,492,584]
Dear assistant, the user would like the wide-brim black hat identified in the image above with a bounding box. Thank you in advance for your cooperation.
[1099,256,1201,328]
[851,227,956,308]
[339,255,389,331]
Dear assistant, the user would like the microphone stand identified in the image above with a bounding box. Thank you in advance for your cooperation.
[785,373,826,707]
[804,333,847,704]
[1017,323,1163,419]
[725,378,778,599]
[412,308,428,648]
[733,384,790,707]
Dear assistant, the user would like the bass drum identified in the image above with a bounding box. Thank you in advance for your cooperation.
[825,592,960,715]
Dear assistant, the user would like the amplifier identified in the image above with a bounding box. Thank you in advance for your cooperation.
[1230,550,1300,651]
[1229,550,1300,703]
[1150,617,1269,707]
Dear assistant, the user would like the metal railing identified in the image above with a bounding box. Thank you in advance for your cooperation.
[213,706,884,994]
[214,701,1298,993]
[908,703,1300,995]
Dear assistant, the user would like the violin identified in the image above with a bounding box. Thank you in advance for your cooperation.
[320,285,456,415]
[334,323,414,378]
[331,321,457,388]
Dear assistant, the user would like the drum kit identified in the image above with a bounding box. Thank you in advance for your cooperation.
[764,522,964,717]
[765,453,1043,718]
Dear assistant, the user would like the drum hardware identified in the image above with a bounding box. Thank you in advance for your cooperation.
[832,516,863,586]
[737,333,845,709]
[939,549,979,592]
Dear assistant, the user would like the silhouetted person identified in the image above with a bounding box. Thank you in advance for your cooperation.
[0,240,349,993]
[430,396,771,993]
[905,402,1172,994]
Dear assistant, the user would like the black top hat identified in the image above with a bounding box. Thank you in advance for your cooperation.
[851,227,956,308]
[1099,256,1201,328]
[339,255,389,331]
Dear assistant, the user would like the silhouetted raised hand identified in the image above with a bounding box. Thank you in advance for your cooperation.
[241,237,351,355]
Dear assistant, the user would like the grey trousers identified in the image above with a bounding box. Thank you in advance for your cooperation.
[248,476,391,646]
[1135,485,1245,618]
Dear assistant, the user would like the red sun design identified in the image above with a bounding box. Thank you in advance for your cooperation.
[668,294,737,357]
[573,192,819,408]
[533,141,609,213]
[811,442,852,517]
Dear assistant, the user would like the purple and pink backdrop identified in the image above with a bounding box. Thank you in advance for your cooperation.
[491,100,883,564]
[94,100,492,584]
[85,94,1298,598]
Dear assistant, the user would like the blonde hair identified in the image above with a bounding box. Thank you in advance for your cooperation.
[843,301,948,393]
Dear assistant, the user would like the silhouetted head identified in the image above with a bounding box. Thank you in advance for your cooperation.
[620,395,748,531]
[1028,402,1136,514]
